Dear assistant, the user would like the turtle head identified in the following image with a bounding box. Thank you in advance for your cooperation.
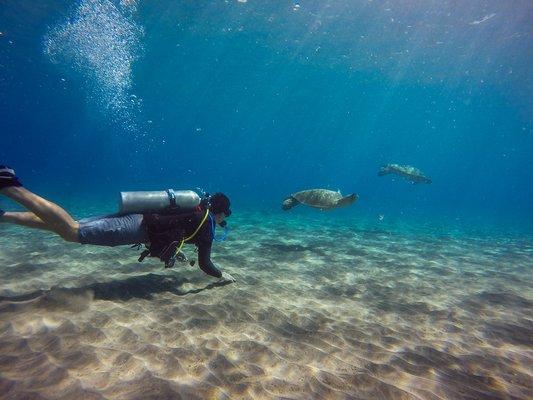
[337,193,358,207]
[378,165,391,176]
[282,196,299,210]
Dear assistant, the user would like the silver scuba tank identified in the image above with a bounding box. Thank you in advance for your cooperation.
[119,189,201,214]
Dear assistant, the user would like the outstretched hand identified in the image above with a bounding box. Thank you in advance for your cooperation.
[220,271,236,283]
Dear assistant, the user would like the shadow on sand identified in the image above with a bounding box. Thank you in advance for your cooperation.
[0,273,232,305]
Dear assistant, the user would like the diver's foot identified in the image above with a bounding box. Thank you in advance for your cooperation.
[0,166,23,190]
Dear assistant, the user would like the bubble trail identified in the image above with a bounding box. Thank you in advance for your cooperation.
[44,0,144,130]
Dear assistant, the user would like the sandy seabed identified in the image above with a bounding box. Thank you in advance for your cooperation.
[0,212,531,400]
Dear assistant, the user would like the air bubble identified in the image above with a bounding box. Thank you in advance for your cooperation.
[44,0,144,131]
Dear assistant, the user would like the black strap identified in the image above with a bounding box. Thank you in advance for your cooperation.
[138,249,150,262]
[166,189,177,209]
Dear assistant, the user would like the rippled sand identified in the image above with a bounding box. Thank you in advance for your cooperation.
[0,212,531,399]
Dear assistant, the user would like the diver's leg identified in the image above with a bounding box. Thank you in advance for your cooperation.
[0,186,79,242]
[0,211,55,231]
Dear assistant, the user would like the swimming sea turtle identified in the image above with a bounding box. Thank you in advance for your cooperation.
[282,189,358,211]
[378,163,432,184]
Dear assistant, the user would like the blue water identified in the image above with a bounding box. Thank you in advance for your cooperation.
[1,3,533,398]
[1,0,532,233]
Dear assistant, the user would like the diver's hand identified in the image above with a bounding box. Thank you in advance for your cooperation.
[219,271,236,283]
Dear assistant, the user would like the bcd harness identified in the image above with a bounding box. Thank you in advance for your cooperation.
[136,209,210,268]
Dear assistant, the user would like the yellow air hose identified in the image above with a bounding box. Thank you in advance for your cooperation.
[174,209,210,256]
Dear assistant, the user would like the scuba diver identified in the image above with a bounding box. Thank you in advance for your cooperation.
[0,166,236,283]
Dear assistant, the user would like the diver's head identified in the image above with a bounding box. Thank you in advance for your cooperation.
[209,192,231,226]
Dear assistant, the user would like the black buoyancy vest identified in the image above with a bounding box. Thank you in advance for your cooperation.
[137,210,206,267]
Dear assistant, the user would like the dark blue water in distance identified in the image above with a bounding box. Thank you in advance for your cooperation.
[1,0,532,233]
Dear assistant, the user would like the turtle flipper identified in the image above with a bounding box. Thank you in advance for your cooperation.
[336,193,358,207]
[378,165,390,176]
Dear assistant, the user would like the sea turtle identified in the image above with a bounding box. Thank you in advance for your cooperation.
[282,189,358,211]
[378,163,432,184]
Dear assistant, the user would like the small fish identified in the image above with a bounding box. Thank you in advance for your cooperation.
[469,13,496,25]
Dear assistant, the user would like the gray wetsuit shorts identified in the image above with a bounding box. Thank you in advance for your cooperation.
[78,214,149,247]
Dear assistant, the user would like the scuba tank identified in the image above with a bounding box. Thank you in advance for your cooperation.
[119,189,200,214]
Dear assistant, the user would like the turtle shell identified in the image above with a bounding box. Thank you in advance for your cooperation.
[292,189,342,209]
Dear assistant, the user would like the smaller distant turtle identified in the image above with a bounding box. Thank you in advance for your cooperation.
[378,163,432,184]
[282,189,358,211]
